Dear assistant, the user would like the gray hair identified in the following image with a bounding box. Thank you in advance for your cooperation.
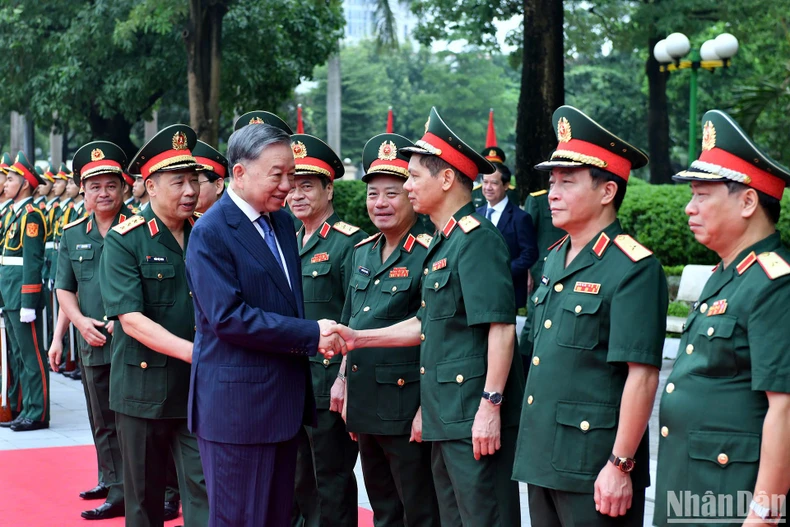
[226,124,291,166]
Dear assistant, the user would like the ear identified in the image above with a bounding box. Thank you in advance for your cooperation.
[214,178,224,196]
[326,182,334,201]
[144,177,156,197]
[440,168,455,191]
[599,180,618,207]
[740,188,760,219]
[231,163,245,184]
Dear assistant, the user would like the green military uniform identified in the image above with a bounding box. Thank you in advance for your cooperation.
[56,141,131,509]
[0,152,49,431]
[99,125,208,527]
[400,108,525,526]
[289,133,365,527]
[341,133,440,527]
[654,111,790,525]
[512,106,666,526]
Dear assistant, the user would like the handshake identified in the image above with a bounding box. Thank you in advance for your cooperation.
[317,319,356,359]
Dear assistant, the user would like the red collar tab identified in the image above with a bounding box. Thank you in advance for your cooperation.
[549,234,570,251]
[86,219,93,234]
[147,218,159,237]
[592,232,611,258]
[736,251,757,275]
[319,222,332,238]
[442,217,457,238]
[403,234,416,253]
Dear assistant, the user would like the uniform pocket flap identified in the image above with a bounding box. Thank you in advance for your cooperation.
[531,286,549,307]
[436,355,487,384]
[141,264,175,280]
[123,347,167,368]
[351,275,370,291]
[688,430,760,466]
[555,401,617,432]
[700,315,736,340]
[381,277,412,294]
[70,249,95,261]
[375,362,422,385]
[427,271,452,291]
[303,262,331,278]
[561,296,602,317]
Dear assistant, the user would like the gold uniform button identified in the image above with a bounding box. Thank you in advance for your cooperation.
[140,362,148,369]
[374,279,380,285]
[666,383,675,394]
[580,421,590,431]
[424,268,429,275]
[700,303,708,313]
[527,395,534,405]
[434,282,439,289]
[707,327,714,337]
[189,291,193,298]
[322,358,330,366]
[717,453,729,465]
[391,286,398,292]
[79,256,83,262]
[420,333,425,341]
[397,378,405,387]
[103,316,108,321]
[420,367,425,375]
[544,319,552,329]
[312,271,318,277]
[575,305,582,314]
[194,325,197,331]
[157,273,163,280]
[455,374,464,384]
[533,296,539,305]
[661,426,669,437]
[686,344,694,355]
[532,356,540,366]
[554,283,563,292]
[351,365,358,372]
[421,301,426,308]
[363,306,370,312]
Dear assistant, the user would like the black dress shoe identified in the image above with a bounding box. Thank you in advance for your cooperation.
[67,368,82,381]
[80,484,110,500]
[0,415,22,428]
[81,501,125,520]
[9,418,49,432]
[163,500,180,521]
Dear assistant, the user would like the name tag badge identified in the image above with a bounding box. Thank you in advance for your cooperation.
[707,299,728,316]
[389,267,409,278]
[311,252,329,263]
[541,275,549,286]
[432,258,447,271]
[76,244,92,250]
[573,281,601,294]
[146,256,168,263]
[358,266,371,277]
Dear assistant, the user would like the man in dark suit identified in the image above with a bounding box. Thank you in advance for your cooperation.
[185,122,346,527]
[476,162,538,311]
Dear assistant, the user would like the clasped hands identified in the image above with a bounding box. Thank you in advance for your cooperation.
[317,319,355,359]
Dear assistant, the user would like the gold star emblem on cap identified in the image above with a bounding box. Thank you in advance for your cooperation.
[249,117,264,125]
[702,121,716,151]
[172,131,188,150]
[557,117,572,143]
[378,141,397,161]
[292,141,307,159]
[91,148,105,161]
[488,149,496,157]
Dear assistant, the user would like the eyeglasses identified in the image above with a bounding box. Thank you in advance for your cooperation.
[198,179,213,185]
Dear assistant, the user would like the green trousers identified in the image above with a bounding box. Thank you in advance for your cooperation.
[2,310,23,413]
[116,412,208,527]
[527,484,645,527]
[5,309,48,423]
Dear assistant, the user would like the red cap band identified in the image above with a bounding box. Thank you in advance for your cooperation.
[368,158,409,177]
[698,147,785,200]
[80,159,123,177]
[421,132,478,179]
[195,156,227,178]
[10,162,39,189]
[140,149,196,180]
[295,157,336,180]
[553,139,632,180]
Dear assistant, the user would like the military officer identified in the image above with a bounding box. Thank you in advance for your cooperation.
[34,166,52,211]
[335,133,440,526]
[192,140,228,214]
[0,151,49,432]
[131,173,149,211]
[286,133,366,527]
[99,124,209,527]
[510,106,666,525]
[49,141,130,520]
[654,111,790,525]
[326,107,524,525]
[121,172,138,213]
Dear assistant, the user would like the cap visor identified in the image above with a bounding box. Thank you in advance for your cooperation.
[152,161,202,174]
[534,160,587,172]
[672,169,729,183]
[361,169,409,183]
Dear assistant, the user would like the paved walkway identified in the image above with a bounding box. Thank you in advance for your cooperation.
[2,360,674,526]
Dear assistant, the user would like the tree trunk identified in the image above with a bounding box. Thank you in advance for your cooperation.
[10,112,25,154]
[326,50,342,157]
[184,0,226,147]
[646,35,673,184]
[87,108,138,160]
[516,0,564,199]
[23,111,35,159]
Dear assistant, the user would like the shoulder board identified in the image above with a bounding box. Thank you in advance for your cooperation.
[473,183,482,191]
[415,233,433,248]
[613,234,653,262]
[63,215,89,231]
[38,202,46,210]
[332,221,360,236]
[354,232,382,248]
[458,215,481,233]
[112,215,145,235]
[756,252,790,280]
[548,234,569,251]
[193,211,203,218]
[530,189,548,197]
[25,204,34,213]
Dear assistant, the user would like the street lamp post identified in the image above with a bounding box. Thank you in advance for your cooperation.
[653,32,739,163]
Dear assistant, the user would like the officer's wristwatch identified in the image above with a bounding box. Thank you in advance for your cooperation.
[608,453,635,473]
[482,391,503,405]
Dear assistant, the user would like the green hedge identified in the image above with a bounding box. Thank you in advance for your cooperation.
[332,180,375,233]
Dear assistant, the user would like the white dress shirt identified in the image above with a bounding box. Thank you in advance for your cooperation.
[486,195,509,227]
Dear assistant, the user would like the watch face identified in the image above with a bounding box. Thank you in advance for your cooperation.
[489,393,503,405]
[620,459,635,473]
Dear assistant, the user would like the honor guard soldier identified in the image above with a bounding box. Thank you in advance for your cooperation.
[99,124,209,527]
[51,141,130,520]
[0,151,50,432]
[286,133,366,527]
[121,172,137,213]
[326,107,525,526]
[338,133,440,526]
[131,173,149,212]
[192,140,228,214]
[654,111,790,525]
[34,165,52,211]
[512,106,667,525]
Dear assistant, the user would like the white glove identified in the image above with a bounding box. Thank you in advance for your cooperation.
[20,308,36,323]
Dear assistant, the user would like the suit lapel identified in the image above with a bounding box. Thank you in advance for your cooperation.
[498,202,514,233]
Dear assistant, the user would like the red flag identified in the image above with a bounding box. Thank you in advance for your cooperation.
[386,106,393,133]
[297,104,304,134]
[485,108,497,147]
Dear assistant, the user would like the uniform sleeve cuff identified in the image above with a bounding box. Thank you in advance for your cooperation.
[606,347,663,368]
[466,311,516,326]
[105,302,144,319]
[752,376,790,394]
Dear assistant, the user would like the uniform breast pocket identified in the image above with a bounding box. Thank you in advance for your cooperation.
[349,275,371,317]
[435,355,487,423]
[375,361,421,420]
[302,263,333,303]
[425,271,456,320]
[551,401,617,475]
[687,430,760,496]
[689,315,738,378]
[375,277,412,320]
[123,345,168,404]
[70,249,96,282]
[557,296,602,350]
[140,264,176,307]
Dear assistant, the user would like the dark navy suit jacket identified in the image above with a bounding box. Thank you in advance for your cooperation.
[186,192,318,444]
[478,198,538,309]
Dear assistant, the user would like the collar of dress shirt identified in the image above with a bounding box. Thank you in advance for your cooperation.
[227,185,266,223]
[488,194,509,213]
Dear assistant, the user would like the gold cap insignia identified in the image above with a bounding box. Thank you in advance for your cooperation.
[172,131,188,151]
[557,117,572,143]
[378,141,397,161]
[702,121,716,151]
[91,148,105,161]
[249,117,265,125]
[15,153,21,163]
[489,149,497,157]
[292,141,307,159]
[424,116,430,134]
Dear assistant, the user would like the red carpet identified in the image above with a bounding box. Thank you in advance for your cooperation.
[0,445,374,526]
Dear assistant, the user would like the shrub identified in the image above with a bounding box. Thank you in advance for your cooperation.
[667,301,690,318]
[663,265,685,277]
[333,180,376,234]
